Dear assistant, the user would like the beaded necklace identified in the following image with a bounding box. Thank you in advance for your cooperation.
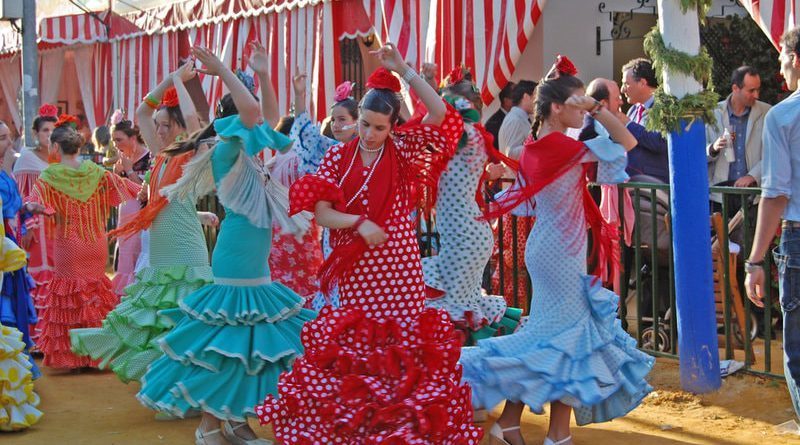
[338,142,385,208]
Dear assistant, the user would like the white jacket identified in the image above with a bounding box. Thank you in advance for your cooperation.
[705,96,771,202]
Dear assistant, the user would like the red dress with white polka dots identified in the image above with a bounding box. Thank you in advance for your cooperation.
[29,169,139,369]
[257,105,483,444]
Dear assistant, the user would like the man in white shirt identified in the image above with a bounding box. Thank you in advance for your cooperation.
[746,26,800,429]
[498,80,537,160]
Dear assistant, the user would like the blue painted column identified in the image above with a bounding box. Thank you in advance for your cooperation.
[668,119,721,392]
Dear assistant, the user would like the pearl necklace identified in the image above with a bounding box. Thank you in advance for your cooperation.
[338,144,385,208]
[359,141,384,153]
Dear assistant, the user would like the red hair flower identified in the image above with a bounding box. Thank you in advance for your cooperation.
[366,67,401,93]
[159,87,180,109]
[445,65,468,86]
[39,103,58,118]
[334,81,356,102]
[555,54,578,76]
[55,114,79,129]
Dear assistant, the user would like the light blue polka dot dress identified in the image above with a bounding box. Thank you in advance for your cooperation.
[460,134,654,425]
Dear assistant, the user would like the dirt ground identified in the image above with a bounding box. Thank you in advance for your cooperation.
[2,358,799,445]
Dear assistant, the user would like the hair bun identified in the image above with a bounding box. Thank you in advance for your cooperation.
[366,67,401,93]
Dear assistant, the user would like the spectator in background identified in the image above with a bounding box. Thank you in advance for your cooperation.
[706,66,771,211]
[579,78,625,141]
[745,26,800,432]
[620,58,670,183]
[484,82,515,149]
[498,80,536,160]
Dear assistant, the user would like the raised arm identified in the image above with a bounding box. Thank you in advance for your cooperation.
[172,61,202,133]
[292,72,308,115]
[370,43,446,125]
[248,42,280,128]
[136,76,173,154]
[567,95,637,150]
[193,46,261,128]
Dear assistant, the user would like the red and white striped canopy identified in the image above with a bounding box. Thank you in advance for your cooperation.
[361,0,546,104]
[740,0,799,50]
[0,10,141,55]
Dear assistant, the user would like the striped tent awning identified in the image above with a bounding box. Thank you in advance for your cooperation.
[0,10,141,55]
[740,0,799,50]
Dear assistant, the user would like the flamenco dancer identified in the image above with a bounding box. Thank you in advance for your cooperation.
[70,62,216,385]
[13,105,58,339]
[422,65,522,345]
[256,43,482,444]
[0,211,42,432]
[271,69,360,310]
[28,115,140,370]
[108,116,150,296]
[137,46,314,445]
[459,56,654,445]
[0,120,44,378]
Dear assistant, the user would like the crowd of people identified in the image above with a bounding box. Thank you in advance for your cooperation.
[0,24,798,444]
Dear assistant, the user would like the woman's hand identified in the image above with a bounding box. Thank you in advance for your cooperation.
[197,211,220,228]
[137,185,148,204]
[486,162,506,180]
[293,72,308,97]
[173,59,197,84]
[192,46,225,77]
[357,219,388,246]
[247,42,270,75]
[24,202,48,215]
[370,42,407,75]
[565,95,600,112]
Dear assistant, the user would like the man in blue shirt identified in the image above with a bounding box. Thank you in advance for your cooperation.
[746,26,800,429]
[620,58,670,183]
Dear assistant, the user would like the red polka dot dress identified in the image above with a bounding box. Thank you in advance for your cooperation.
[29,163,139,369]
[257,104,484,444]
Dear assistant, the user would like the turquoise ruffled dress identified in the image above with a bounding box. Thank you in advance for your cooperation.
[137,116,315,421]
[70,171,213,383]
[460,135,654,425]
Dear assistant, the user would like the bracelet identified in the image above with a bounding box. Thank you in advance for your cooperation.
[589,100,604,117]
[401,68,419,83]
[353,214,368,231]
[143,95,159,109]
[744,259,764,273]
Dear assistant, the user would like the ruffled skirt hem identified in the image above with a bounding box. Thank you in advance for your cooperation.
[137,281,314,420]
[460,276,654,425]
[70,264,213,383]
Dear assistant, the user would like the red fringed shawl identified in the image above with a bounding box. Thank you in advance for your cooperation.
[290,104,463,293]
[109,151,193,240]
[483,132,620,281]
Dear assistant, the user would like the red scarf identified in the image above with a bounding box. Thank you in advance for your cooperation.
[318,137,404,294]
[483,132,619,280]
[108,151,193,240]
[472,123,519,216]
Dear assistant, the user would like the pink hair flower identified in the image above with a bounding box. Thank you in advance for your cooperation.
[334,81,356,102]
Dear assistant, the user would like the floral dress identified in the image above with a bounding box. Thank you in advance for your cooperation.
[268,111,330,305]
[257,104,483,444]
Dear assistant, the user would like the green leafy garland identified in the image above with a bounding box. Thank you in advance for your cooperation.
[644,1,718,135]
[679,0,712,17]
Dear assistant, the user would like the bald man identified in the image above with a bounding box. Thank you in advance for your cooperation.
[578,78,625,142]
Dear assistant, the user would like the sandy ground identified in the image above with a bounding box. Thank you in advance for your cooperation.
[2,358,799,445]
